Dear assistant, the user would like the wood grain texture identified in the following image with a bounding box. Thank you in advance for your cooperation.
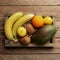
[0,0,60,60]
[0,0,60,58]
[0,6,59,23]
[0,6,60,54]
[0,0,60,6]
[0,6,60,17]
[0,54,60,60]
[0,6,57,16]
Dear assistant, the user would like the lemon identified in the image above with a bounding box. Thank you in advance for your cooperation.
[17,27,27,37]
[44,16,53,25]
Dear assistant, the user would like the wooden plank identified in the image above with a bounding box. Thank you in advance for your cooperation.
[55,31,60,38]
[0,6,58,17]
[1,45,60,54]
[0,54,60,60]
[55,21,60,27]
[0,0,60,6]
[0,6,60,22]
[54,38,60,49]
[0,6,60,16]
[54,16,60,21]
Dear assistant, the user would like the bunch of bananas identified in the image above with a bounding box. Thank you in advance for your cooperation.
[4,12,34,42]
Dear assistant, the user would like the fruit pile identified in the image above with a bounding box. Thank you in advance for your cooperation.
[4,12,57,45]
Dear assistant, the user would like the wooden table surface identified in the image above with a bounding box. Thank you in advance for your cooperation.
[0,0,60,60]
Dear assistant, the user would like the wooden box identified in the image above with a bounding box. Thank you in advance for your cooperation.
[4,13,55,48]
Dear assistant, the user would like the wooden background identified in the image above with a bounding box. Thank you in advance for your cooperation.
[0,0,60,60]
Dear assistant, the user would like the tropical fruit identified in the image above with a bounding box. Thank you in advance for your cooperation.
[31,25,57,44]
[4,12,23,42]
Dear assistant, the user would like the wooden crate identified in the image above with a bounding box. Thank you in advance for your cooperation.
[4,13,55,48]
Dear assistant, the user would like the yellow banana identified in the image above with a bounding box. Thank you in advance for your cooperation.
[12,14,34,38]
[4,12,23,42]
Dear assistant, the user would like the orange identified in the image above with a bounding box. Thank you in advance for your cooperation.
[32,15,44,28]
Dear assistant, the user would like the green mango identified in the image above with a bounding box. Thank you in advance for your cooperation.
[31,25,57,44]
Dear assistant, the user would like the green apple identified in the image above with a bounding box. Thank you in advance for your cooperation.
[17,27,27,37]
